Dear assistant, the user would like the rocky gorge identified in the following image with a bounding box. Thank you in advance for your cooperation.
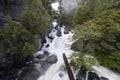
[0,0,120,80]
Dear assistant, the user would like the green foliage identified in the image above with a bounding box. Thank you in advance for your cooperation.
[1,17,38,56]
[61,13,73,25]
[72,6,93,26]
[70,52,98,70]
[72,0,120,72]
[0,0,52,70]
[70,52,84,69]
[72,0,115,27]
[20,0,52,37]
[95,53,120,72]
[41,0,50,9]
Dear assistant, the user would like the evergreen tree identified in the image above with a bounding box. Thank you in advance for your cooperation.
[71,0,120,72]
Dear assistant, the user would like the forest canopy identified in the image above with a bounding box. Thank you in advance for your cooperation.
[0,0,52,68]
[71,0,120,72]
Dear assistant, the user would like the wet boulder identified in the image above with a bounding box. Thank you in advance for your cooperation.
[40,62,52,74]
[46,54,58,64]
[18,66,41,80]
[64,27,69,34]
[35,51,50,59]
[48,36,54,40]
[59,72,64,78]
[76,65,88,80]
[36,60,52,74]
[56,27,62,37]
[46,44,50,48]
[88,72,100,80]
[65,25,72,31]
[36,54,46,59]
[44,51,50,55]
[64,30,69,34]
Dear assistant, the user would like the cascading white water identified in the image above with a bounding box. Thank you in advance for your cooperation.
[92,66,120,80]
[37,1,75,80]
[37,26,74,80]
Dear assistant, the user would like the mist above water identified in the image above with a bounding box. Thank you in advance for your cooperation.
[62,0,88,14]
[62,0,78,13]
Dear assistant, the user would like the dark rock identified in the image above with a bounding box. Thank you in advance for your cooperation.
[65,25,72,31]
[59,72,64,77]
[88,72,100,80]
[71,40,81,51]
[36,54,45,59]
[0,76,17,80]
[56,28,62,37]
[39,60,46,65]
[44,51,50,55]
[0,16,6,27]
[38,60,52,74]
[46,44,50,48]
[64,30,69,34]
[46,55,58,64]
[40,37,46,50]
[0,57,13,70]
[41,37,46,44]
[76,65,88,80]
[54,25,59,29]
[7,5,25,20]
[48,36,54,40]
[64,26,70,34]
[18,66,41,80]
[33,58,40,63]
[6,0,24,5]
[100,76,109,80]
[6,0,26,20]
[40,63,51,74]
[0,7,6,27]
[0,0,26,27]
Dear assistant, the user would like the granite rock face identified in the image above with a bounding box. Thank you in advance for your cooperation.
[0,0,26,27]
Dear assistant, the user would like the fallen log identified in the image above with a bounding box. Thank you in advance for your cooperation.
[63,53,75,80]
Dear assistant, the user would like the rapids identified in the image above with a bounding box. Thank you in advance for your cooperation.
[37,2,75,80]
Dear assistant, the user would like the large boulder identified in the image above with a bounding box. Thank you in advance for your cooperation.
[36,54,46,59]
[88,72,100,80]
[46,54,58,64]
[18,66,41,80]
